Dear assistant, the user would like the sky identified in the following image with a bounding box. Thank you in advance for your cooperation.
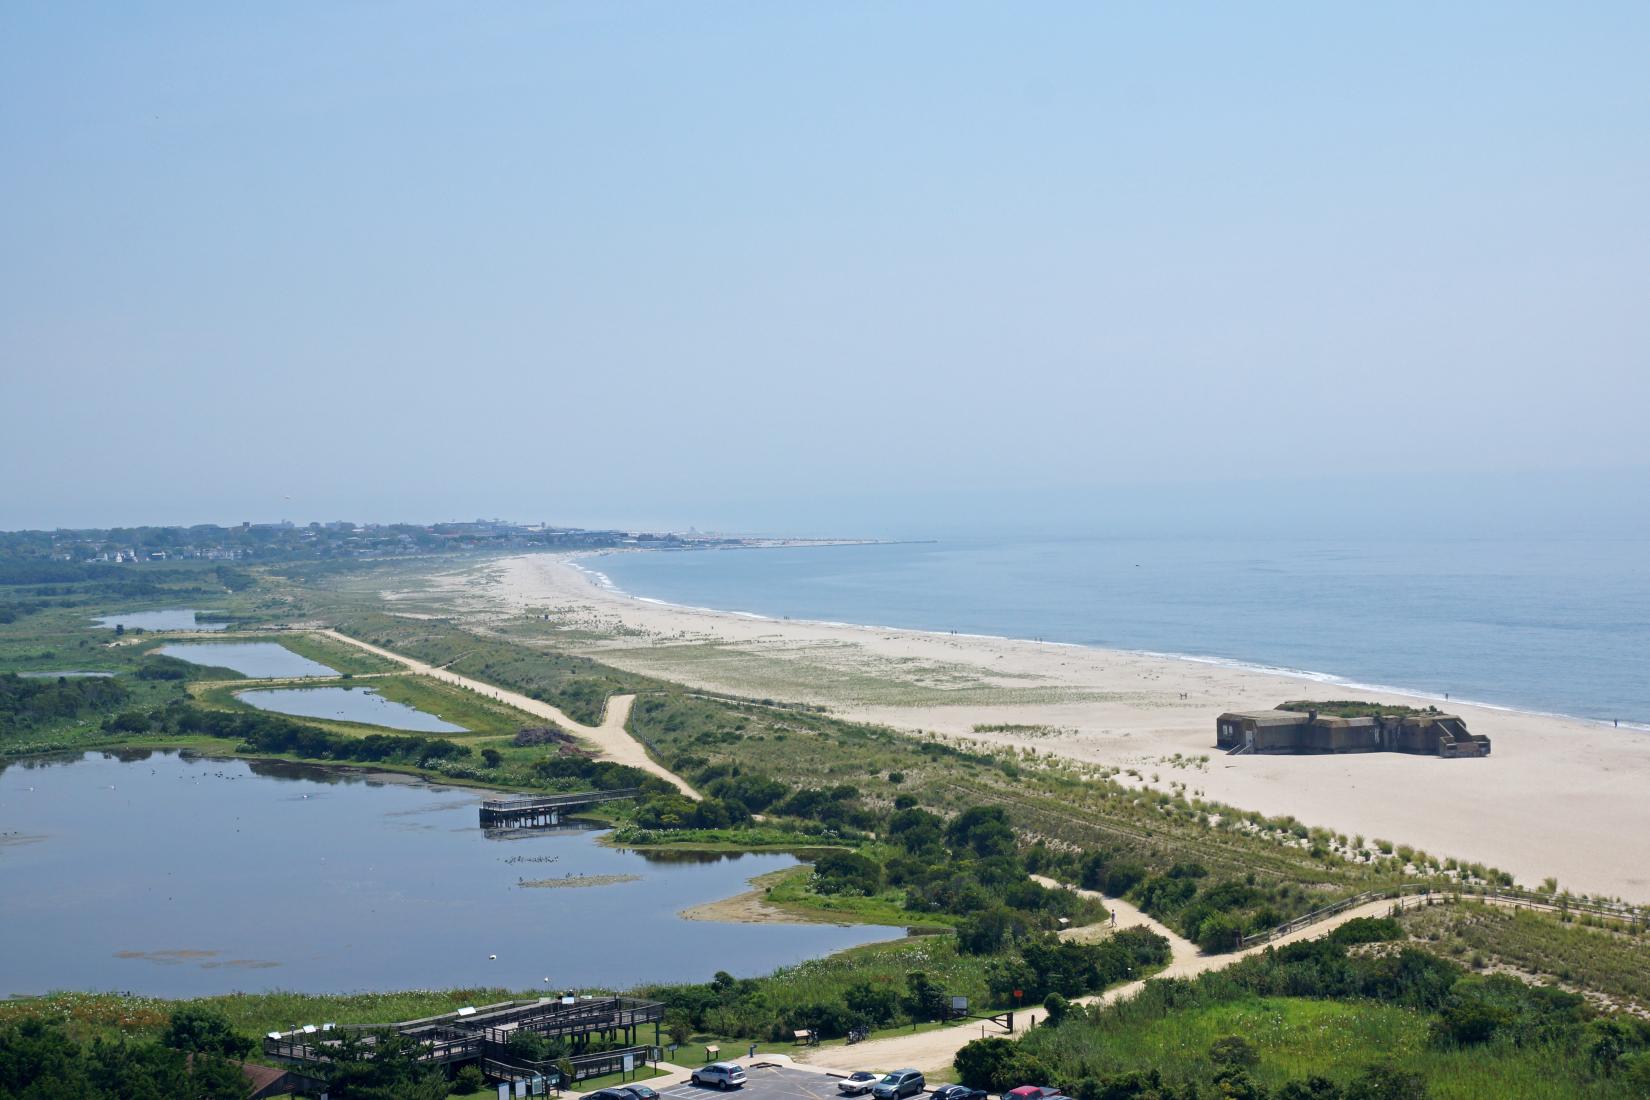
[3,3,1647,536]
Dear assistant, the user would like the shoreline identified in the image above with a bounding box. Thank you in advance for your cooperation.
[568,552,1647,734]
[485,551,1650,903]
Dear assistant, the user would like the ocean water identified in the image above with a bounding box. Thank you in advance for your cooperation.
[588,538,1650,726]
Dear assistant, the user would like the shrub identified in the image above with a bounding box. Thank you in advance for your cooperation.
[1329,917,1404,946]
[1208,1034,1259,1068]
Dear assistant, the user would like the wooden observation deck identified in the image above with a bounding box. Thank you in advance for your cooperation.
[479,788,641,829]
[264,995,665,1070]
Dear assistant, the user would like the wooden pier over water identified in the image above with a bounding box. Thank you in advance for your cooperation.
[479,788,641,830]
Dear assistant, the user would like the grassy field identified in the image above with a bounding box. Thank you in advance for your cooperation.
[1021,994,1631,1099]
[0,987,527,1044]
[1402,900,1650,1013]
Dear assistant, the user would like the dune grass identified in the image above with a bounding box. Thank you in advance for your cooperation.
[1024,994,1631,1099]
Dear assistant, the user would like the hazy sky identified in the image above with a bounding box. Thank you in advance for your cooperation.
[3,3,1647,534]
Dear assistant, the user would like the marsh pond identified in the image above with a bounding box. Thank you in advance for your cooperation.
[0,751,900,997]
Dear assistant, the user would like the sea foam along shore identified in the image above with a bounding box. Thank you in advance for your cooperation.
[486,552,1650,904]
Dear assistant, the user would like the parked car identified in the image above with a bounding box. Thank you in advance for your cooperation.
[871,1069,926,1100]
[590,1091,642,1100]
[1004,1087,1064,1100]
[622,1088,660,1100]
[929,1086,987,1100]
[692,1063,749,1090]
[839,1072,880,1096]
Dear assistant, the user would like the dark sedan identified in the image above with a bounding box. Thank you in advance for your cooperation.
[930,1087,987,1100]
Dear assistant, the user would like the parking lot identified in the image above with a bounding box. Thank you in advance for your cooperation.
[659,1064,852,1100]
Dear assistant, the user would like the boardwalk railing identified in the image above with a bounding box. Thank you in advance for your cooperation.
[480,789,642,828]
[1237,882,1647,950]
[264,996,664,1070]
[478,789,642,814]
[483,1044,654,1087]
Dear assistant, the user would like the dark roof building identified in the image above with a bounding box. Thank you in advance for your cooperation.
[1217,706,1490,758]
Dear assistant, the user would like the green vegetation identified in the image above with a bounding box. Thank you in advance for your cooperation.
[0,1010,255,1100]
[0,672,130,731]
[1278,700,1445,719]
[960,923,1650,1099]
[8,556,1649,1100]
[1402,901,1650,1013]
[641,928,1164,1046]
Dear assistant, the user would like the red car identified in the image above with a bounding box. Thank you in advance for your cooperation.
[1005,1088,1064,1100]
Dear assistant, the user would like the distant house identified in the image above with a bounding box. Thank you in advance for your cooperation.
[235,1061,324,1099]
[1217,704,1490,758]
[184,1058,319,1099]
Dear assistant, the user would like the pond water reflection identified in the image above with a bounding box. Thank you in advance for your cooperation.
[0,751,900,996]
[94,609,227,632]
[157,642,337,679]
[236,685,463,731]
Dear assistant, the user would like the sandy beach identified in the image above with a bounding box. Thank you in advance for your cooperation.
[474,553,1650,904]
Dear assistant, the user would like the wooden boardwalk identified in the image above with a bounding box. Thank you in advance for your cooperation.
[479,788,641,829]
[264,995,665,1070]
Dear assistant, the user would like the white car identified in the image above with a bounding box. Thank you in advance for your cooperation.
[693,1063,749,1091]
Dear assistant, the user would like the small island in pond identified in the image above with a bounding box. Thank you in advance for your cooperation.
[1217,700,1491,758]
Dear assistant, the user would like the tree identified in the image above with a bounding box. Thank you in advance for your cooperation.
[1041,993,1069,1026]
[954,1037,1052,1093]
[844,982,899,1026]
[162,1006,253,1058]
[0,1018,93,1097]
[957,906,1026,955]
[325,1029,450,1100]
[945,806,1016,859]
[1103,862,1147,897]
[480,748,503,768]
[666,1012,694,1046]
[812,850,883,896]
[902,971,950,1023]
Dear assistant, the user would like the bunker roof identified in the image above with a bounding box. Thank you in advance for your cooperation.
[1220,710,1312,726]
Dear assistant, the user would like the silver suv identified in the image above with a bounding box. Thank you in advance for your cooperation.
[871,1070,926,1100]
[692,1063,748,1091]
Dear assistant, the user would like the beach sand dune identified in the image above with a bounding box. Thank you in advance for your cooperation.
[483,553,1650,903]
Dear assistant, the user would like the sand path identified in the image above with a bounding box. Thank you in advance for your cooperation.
[1032,876,1199,962]
[317,629,698,798]
[798,893,1423,1076]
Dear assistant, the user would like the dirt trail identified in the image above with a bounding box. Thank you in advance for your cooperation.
[798,892,1416,1076]
[1033,875,1199,962]
[317,629,698,798]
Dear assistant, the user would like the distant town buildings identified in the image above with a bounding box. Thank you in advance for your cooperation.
[2,518,741,568]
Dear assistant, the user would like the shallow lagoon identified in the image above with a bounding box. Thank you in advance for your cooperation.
[0,751,900,996]
[94,609,226,632]
[158,642,337,679]
[238,686,465,732]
